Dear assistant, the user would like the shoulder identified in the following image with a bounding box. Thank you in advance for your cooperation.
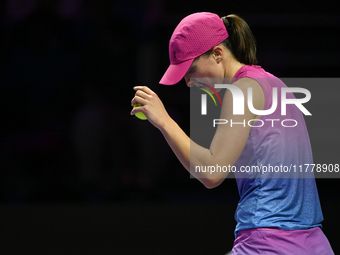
[232,77,264,101]
[227,77,265,116]
[233,77,262,90]
[234,65,274,80]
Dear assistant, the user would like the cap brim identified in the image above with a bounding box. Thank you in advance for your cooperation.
[159,58,194,85]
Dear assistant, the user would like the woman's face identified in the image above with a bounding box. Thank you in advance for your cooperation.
[184,54,223,88]
[184,48,227,94]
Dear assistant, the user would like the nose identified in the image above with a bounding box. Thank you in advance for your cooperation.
[185,77,193,87]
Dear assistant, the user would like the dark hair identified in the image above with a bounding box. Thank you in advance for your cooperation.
[202,14,257,65]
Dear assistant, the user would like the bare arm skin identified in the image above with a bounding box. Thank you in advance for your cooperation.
[131,78,264,188]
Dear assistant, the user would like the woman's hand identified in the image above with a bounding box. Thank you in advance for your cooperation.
[131,86,170,129]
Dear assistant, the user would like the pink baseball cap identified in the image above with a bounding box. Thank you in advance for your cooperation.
[159,12,229,85]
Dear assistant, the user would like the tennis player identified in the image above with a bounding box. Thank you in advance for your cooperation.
[130,12,334,254]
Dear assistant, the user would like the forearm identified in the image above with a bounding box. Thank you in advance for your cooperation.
[130,86,230,188]
[158,117,226,188]
[158,117,191,171]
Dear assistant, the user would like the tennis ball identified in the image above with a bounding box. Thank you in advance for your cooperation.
[133,103,147,120]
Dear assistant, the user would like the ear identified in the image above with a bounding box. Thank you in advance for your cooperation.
[212,45,223,63]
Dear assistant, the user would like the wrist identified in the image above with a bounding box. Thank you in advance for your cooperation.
[157,114,174,133]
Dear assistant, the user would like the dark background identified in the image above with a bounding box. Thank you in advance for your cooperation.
[0,0,339,254]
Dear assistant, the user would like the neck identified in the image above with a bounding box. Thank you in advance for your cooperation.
[226,60,244,79]
[223,51,245,82]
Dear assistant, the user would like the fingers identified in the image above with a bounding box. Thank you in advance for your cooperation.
[130,86,152,116]
[131,92,148,107]
[130,103,144,116]
[131,86,154,106]
[130,86,168,129]
[133,86,154,95]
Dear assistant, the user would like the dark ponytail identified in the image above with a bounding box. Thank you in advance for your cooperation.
[221,14,257,65]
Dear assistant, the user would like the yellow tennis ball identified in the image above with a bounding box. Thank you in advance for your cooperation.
[133,103,147,120]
